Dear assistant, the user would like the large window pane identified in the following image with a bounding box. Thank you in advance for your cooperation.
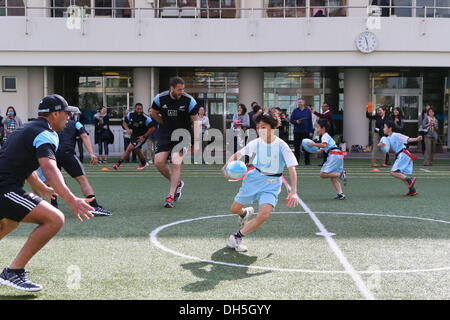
[2,0,25,16]
[392,0,412,17]
[436,0,450,17]
[96,0,112,17]
[416,0,434,17]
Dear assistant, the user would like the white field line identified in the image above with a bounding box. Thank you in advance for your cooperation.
[298,198,376,300]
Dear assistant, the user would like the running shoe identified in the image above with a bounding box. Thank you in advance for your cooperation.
[334,193,346,200]
[174,180,184,201]
[227,235,248,252]
[136,162,149,170]
[407,177,416,190]
[164,194,175,208]
[91,206,112,217]
[0,268,43,292]
[404,190,418,197]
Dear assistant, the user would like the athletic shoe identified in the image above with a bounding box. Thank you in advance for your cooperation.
[0,268,43,292]
[91,206,112,217]
[404,190,418,196]
[407,177,416,190]
[174,180,185,201]
[136,162,149,170]
[334,193,346,200]
[227,235,248,253]
[113,163,120,171]
[164,194,175,208]
[340,170,347,186]
[238,207,254,229]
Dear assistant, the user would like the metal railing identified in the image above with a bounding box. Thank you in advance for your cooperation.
[1,4,449,19]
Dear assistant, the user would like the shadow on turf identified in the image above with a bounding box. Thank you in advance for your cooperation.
[0,294,38,300]
[181,247,271,293]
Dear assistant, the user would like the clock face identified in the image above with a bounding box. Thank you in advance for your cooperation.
[356,31,377,53]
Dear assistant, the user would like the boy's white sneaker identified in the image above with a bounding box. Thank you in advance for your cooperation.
[227,235,248,252]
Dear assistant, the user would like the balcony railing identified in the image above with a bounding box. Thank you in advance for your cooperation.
[0,3,449,19]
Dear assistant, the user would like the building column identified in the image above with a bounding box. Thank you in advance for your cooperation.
[343,68,369,149]
[133,67,154,110]
[28,67,45,120]
[241,0,264,18]
[239,67,264,109]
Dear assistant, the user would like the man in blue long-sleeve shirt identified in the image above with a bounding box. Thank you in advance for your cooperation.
[290,98,314,165]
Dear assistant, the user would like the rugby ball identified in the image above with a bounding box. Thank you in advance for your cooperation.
[379,136,390,153]
[302,139,318,153]
[226,160,248,180]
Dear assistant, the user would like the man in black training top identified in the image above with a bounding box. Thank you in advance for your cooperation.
[35,108,112,217]
[0,94,95,292]
[113,103,155,171]
[151,77,200,208]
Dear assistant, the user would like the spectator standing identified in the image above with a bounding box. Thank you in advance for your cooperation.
[232,104,250,130]
[420,104,432,154]
[390,107,405,133]
[2,106,23,145]
[197,106,210,163]
[94,106,111,163]
[366,105,388,167]
[313,103,335,137]
[422,107,438,166]
[290,98,314,165]
[247,102,259,131]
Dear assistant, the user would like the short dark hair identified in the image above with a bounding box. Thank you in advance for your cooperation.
[253,105,261,113]
[169,76,185,88]
[317,119,330,132]
[255,112,278,129]
[238,103,247,115]
[135,103,143,108]
[385,120,395,129]
[426,107,434,116]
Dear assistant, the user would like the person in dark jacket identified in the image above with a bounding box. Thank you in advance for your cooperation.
[390,107,405,133]
[366,105,389,167]
[290,98,314,165]
[94,106,111,163]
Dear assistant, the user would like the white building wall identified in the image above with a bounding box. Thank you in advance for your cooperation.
[0,67,29,122]
[0,17,449,67]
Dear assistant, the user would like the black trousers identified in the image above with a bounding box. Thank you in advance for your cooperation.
[294,132,311,164]
[76,137,84,162]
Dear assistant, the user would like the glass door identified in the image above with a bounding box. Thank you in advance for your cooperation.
[106,92,130,119]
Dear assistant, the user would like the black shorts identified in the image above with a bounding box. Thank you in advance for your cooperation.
[57,152,85,178]
[0,185,43,222]
[130,135,148,150]
[155,139,190,154]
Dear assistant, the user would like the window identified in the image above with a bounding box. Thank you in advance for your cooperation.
[0,0,25,16]
[51,0,133,18]
[2,77,17,92]
[265,0,346,18]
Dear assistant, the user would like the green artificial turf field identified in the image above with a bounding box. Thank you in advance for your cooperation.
[1,158,449,300]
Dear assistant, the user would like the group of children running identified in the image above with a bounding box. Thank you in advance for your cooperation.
[222,111,422,252]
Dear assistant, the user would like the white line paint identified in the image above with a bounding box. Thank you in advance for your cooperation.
[420,168,431,172]
[297,198,376,300]
[149,211,450,276]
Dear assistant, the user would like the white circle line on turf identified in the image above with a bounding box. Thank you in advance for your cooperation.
[297,199,374,300]
[149,211,450,276]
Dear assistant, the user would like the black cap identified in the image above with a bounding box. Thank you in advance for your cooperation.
[38,94,79,114]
